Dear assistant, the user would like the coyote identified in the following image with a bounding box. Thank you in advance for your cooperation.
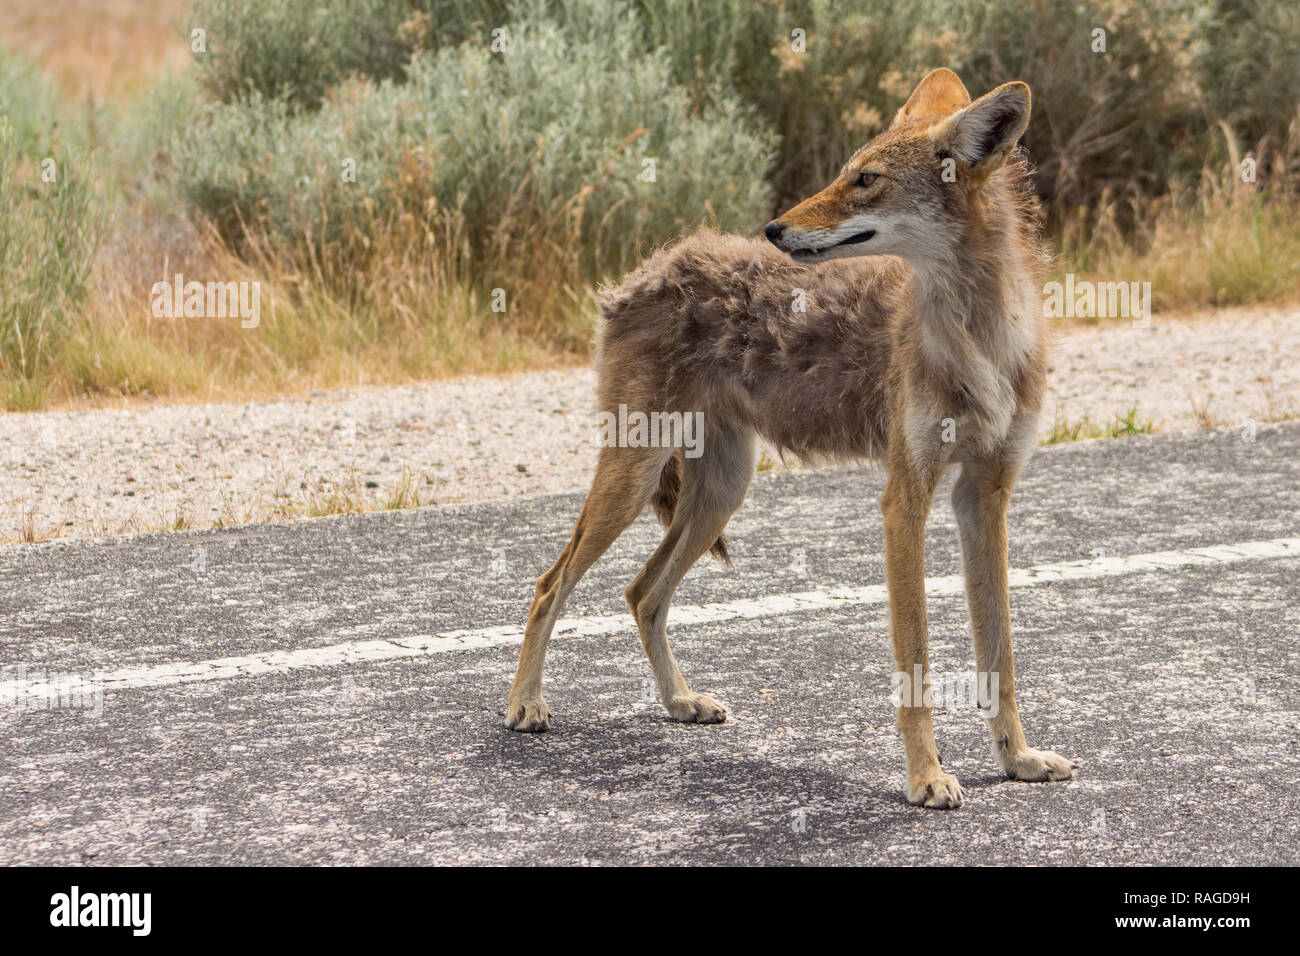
[506,69,1076,808]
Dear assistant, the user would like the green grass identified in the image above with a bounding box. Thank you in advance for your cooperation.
[382,467,425,511]
[0,115,102,405]
[1043,405,1156,445]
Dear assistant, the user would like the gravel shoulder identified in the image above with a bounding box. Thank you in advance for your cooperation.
[1,305,1297,544]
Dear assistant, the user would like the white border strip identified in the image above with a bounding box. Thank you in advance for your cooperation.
[3,536,1297,700]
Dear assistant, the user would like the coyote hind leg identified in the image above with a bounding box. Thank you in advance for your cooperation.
[625,425,756,724]
[506,445,672,732]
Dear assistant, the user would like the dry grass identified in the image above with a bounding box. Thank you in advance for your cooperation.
[35,213,593,409]
[0,464,440,543]
[23,187,1300,412]
[0,0,188,101]
[1060,193,1300,315]
[1258,373,1300,423]
[1058,123,1300,317]
[271,466,429,520]
[40,164,1299,412]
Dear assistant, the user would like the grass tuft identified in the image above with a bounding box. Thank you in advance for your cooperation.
[1043,404,1156,444]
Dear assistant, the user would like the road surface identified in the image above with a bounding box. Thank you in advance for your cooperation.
[1,423,1298,864]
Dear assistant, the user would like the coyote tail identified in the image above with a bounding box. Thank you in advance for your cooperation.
[650,454,730,564]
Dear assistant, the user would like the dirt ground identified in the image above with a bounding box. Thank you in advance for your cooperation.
[1,306,1296,543]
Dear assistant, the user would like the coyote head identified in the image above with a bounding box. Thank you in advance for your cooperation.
[764,69,1031,266]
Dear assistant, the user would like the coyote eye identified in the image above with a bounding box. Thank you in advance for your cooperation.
[857,171,879,188]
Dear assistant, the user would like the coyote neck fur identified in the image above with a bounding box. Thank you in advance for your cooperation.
[900,179,1043,455]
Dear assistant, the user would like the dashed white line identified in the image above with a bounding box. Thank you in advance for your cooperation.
[2,536,1297,701]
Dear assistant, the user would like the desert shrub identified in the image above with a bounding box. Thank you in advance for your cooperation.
[638,0,927,211]
[631,0,1300,229]
[176,5,774,286]
[0,44,75,157]
[407,0,523,47]
[915,0,1199,227]
[1192,0,1300,178]
[181,0,1300,230]
[190,0,415,108]
[626,0,1201,223]
[189,0,538,111]
[109,70,207,195]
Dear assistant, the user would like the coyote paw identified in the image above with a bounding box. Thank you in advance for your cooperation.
[664,692,727,724]
[1003,747,1076,782]
[505,696,551,733]
[907,771,965,809]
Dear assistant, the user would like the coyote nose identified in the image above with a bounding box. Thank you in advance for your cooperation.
[763,221,785,243]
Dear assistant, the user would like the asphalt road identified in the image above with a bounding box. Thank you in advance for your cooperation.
[1,422,1298,865]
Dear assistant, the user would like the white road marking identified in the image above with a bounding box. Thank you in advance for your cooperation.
[2,536,1297,702]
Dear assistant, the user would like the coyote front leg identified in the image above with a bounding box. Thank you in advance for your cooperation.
[881,445,963,809]
[952,453,1075,782]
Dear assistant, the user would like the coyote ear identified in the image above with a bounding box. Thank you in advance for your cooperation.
[932,81,1031,170]
[892,68,971,127]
